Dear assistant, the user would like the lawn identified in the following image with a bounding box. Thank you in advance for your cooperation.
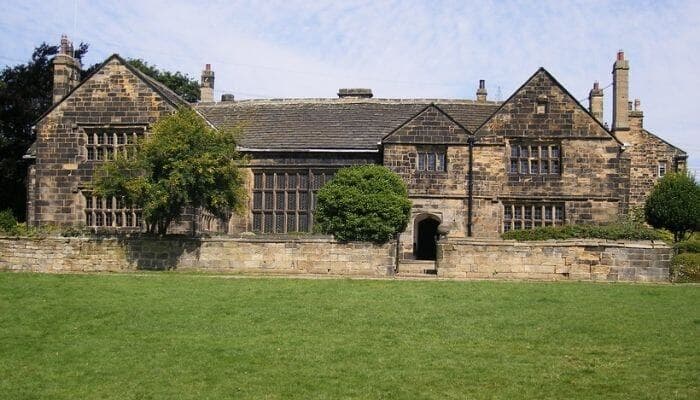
[0,273,698,399]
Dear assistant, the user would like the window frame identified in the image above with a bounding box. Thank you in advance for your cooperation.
[503,203,565,232]
[82,126,146,162]
[416,149,447,173]
[251,169,335,234]
[657,161,667,178]
[83,191,142,229]
[508,143,561,176]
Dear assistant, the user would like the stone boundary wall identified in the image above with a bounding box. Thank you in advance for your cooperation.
[437,239,672,282]
[0,236,396,277]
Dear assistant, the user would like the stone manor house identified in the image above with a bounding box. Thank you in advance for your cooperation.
[26,36,686,260]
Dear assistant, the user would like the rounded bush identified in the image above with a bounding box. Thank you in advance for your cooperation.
[644,172,700,242]
[314,165,411,243]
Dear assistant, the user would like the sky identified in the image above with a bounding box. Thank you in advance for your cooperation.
[1,0,698,173]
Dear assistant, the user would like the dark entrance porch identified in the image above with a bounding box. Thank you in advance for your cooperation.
[415,216,440,260]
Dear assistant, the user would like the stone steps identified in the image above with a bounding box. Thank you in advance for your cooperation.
[397,260,437,277]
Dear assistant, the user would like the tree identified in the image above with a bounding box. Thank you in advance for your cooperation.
[0,42,90,220]
[644,171,700,242]
[127,59,200,103]
[314,165,411,243]
[93,107,246,235]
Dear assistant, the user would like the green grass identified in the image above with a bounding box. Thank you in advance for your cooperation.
[0,273,698,399]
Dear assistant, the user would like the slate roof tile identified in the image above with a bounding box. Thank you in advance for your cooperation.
[195,99,500,150]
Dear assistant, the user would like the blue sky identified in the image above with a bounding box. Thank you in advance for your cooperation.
[1,0,698,172]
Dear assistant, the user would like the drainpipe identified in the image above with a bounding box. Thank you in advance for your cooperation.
[394,232,400,275]
[467,137,475,237]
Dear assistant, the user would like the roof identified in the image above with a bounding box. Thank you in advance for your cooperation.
[642,129,687,156]
[123,58,190,108]
[195,98,500,150]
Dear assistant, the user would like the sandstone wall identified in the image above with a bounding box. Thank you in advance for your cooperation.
[0,236,396,276]
[614,114,686,208]
[438,239,671,282]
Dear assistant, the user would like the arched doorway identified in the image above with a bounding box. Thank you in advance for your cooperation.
[414,214,441,260]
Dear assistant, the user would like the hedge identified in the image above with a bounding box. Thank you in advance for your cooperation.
[501,223,662,241]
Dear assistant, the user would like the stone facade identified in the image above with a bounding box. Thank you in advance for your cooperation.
[0,236,395,276]
[25,41,686,264]
[438,238,672,282]
[470,69,628,238]
[614,110,687,208]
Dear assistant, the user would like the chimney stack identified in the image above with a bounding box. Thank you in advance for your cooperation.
[52,34,81,104]
[612,50,630,131]
[588,81,604,123]
[337,88,373,98]
[476,80,487,102]
[200,64,215,103]
[629,98,644,130]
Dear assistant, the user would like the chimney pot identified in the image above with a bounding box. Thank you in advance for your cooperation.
[589,80,604,123]
[338,88,373,98]
[221,94,235,102]
[476,80,488,102]
[617,50,625,61]
[634,98,641,111]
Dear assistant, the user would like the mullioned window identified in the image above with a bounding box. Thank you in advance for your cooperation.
[503,203,564,232]
[251,170,334,234]
[83,127,145,161]
[509,144,560,175]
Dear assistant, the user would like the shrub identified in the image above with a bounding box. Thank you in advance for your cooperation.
[675,238,700,254]
[0,209,19,235]
[644,172,700,242]
[501,222,663,241]
[670,253,700,283]
[314,165,411,244]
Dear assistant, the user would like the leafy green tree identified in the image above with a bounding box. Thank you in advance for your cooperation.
[127,59,200,102]
[94,107,246,234]
[315,165,411,243]
[644,172,700,242]
[0,42,89,220]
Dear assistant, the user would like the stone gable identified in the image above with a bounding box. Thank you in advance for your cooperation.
[28,56,179,227]
[475,68,612,141]
[382,104,470,144]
